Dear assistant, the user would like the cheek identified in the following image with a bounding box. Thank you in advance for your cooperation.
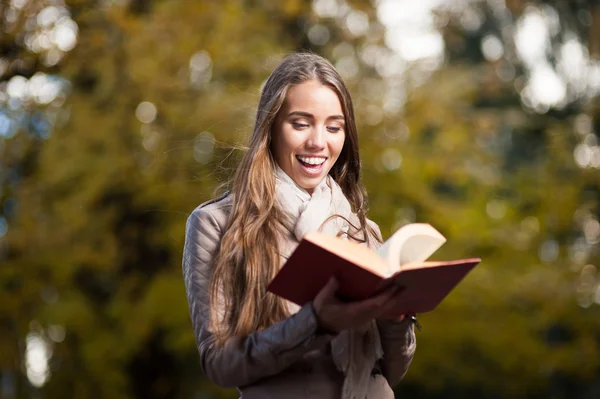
[331,135,346,159]
[273,128,292,158]
[276,129,304,163]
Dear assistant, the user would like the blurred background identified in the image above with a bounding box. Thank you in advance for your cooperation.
[1,0,600,398]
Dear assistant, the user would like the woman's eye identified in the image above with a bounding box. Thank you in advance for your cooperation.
[292,122,309,129]
[327,126,342,133]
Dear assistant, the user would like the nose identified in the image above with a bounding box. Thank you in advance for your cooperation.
[306,125,326,149]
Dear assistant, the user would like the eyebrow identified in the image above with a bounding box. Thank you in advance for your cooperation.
[287,111,345,121]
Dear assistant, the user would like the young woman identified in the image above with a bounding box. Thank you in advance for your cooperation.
[182,52,416,399]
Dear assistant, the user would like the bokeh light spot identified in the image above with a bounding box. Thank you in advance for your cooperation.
[481,35,504,62]
[40,285,59,304]
[25,332,51,387]
[312,0,340,18]
[307,24,330,46]
[345,11,369,37]
[583,219,600,244]
[381,148,402,171]
[486,200,507,220]
[539,239,559,263]
[135,101,157,124]
[189,50,212,88]
[48,325,66,343]
[193,132,215,164]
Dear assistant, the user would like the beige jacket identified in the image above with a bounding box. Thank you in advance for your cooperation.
[182,194,416,398]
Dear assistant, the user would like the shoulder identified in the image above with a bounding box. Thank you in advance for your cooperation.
[186,192,233,236]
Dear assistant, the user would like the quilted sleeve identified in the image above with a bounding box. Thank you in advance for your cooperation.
[182,207,336,388]
[376,318,416,387]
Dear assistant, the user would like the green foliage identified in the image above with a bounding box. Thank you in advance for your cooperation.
[1,0,599,398]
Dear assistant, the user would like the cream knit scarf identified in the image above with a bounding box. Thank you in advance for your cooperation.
[274,166,383,399]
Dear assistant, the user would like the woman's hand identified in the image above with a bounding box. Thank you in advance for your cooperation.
[376,291,413,322]
[313,277,403,333]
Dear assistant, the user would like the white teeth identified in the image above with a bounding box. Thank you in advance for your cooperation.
[297,156,326,166]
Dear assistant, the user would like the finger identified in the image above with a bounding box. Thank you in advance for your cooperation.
[375,284,403,303]
[349,285,400,316]
[345,288,395,316]
[376,297,401,318]
[375,278,395,293]
[315,276,339,303]
[375,287,406,318]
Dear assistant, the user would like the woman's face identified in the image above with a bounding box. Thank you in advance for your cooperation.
[271,80,346,194]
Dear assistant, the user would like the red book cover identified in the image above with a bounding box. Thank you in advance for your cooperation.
[268,232,480,316]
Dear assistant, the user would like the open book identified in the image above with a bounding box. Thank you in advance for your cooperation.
[267,223,481,317]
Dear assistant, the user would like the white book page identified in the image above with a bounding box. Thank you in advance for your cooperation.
[376,223,447,276]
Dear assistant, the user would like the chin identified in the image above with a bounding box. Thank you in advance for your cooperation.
[297,176,326,193]
[289,162,332,192]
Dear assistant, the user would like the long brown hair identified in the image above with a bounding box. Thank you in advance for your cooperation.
[210,52,377,345]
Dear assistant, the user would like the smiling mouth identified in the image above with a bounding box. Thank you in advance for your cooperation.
[296,155,327,167]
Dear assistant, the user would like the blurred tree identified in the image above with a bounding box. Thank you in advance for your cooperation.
[1,0,599,399]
